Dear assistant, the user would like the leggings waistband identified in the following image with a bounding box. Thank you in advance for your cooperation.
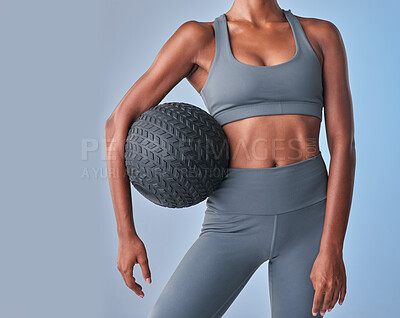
[206,152,328,216]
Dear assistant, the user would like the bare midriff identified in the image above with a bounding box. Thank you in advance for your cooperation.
[222,114,321,169]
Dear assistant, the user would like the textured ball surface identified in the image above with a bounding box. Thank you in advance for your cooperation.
[124,102,230,208]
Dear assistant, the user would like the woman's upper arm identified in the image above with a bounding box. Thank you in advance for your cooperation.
[108,20,205,129]
[320,20,355,150]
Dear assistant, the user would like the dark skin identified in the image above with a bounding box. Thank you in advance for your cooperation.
[105,0,355,316]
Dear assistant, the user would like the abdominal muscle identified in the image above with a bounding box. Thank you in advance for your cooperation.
[222,114,321,169]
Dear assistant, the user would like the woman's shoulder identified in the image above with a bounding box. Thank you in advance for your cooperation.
[175,18,217,45]
[294,12,344,52]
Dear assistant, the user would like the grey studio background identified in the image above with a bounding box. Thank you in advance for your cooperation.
[1,0,399,318]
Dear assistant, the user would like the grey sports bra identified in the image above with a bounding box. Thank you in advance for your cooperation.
[199,9,324,126]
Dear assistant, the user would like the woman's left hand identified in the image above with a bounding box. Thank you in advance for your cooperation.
[309,250,347,316]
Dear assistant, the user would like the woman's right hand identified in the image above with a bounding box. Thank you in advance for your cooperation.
[117,234,152,298]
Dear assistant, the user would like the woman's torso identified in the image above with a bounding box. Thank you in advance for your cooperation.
[187,9,324,168]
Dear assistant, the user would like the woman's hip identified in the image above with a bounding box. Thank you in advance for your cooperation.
[205,152,328,216]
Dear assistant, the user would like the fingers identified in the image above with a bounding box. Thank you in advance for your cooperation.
[138,255,152,285]
[313,281,345,316]
[319,283,335,316]
[312,289,324,316]
[339,279,346,305]
[118,263,145,298]
[327,284,340,312]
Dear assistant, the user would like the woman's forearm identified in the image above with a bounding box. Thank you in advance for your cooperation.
[319,142,356,254]
[105,116,138,239]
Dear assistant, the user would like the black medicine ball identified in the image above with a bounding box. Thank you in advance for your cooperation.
[124,102,230,208]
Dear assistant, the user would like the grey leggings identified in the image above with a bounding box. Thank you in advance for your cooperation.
[147,152,328,318]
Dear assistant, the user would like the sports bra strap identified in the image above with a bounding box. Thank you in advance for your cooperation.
[212,15,229,61]
[284,9,316,56]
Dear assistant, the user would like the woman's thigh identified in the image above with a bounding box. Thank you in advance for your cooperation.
[268,199,327,318]
[147,211,273,318]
